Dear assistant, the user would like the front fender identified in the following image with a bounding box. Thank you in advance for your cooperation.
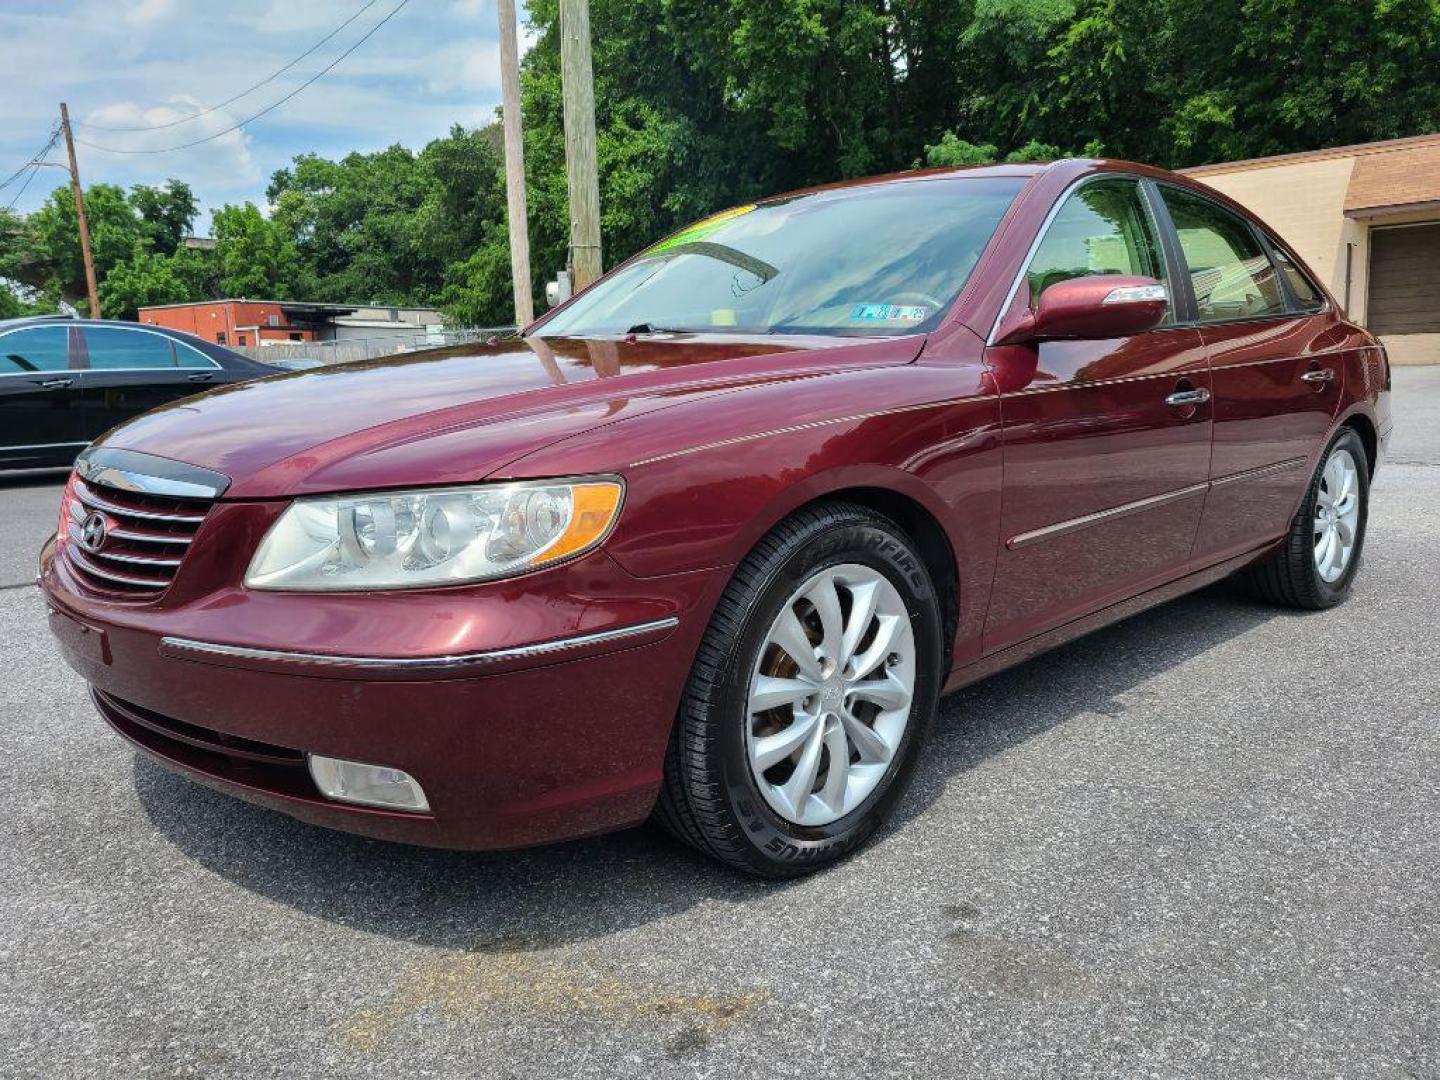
[499,360,1005,666]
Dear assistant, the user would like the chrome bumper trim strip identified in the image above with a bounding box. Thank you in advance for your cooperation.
[160,617,681,672]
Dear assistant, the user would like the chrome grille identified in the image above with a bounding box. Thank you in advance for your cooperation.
[58,449,227,601]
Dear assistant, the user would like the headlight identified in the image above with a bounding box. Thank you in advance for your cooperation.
[244,477,623,591]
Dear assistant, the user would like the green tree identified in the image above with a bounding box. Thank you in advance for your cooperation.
[98,248,194,319]
[27,183,140,314]
[128,179,198,257]
[212,203,306,299]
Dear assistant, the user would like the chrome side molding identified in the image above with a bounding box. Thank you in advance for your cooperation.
[1008,483,1209,550]
[1008,457,1308,549]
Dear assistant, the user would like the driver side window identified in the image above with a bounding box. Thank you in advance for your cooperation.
[1027,178,1172,324]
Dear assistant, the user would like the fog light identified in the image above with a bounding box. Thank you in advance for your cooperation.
[308,754,430,813]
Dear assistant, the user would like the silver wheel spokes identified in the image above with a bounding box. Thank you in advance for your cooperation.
[1314,447,1360,584]
[746,564,916,827]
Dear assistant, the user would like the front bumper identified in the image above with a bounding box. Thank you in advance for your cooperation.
[40,534,720,850]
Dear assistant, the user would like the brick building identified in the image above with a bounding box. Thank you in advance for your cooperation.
[137,299,443,348]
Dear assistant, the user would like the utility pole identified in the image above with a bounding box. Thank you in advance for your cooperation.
[558,0,602,289]
[59,103,101,319]
[496,0,533,327]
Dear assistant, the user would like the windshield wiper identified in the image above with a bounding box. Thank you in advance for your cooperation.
[625,322,694,335]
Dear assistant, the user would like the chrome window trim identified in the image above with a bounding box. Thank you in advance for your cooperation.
[986,172,1162,346]
[75,323,222,372]
[1150,179,1333,322]
[160,617,681,672]
[0,324,75,377]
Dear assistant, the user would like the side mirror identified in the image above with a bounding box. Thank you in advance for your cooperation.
[995,275,1169,345]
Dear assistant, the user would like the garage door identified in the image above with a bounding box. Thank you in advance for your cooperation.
[1368,223,1440,335]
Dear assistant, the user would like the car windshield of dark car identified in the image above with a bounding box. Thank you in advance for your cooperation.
[539,176,1025,338]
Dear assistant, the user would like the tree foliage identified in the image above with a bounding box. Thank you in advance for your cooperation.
[2,0,1437,324]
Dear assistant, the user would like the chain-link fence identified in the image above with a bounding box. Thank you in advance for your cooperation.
[229,326,517,367]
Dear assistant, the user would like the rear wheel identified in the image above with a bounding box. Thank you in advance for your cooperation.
[655,502,942,878]
[1240,427,1369,609]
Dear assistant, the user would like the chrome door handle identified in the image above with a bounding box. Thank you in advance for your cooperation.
[186,372,213,382]
[1166,388,1211,407]
[1301,368,1335,384]
[39,377,73,389]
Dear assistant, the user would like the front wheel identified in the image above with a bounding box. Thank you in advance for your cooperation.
[1240,427,1370,609]
[655,502,942,878]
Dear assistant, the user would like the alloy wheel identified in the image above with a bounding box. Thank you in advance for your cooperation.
[1314,446,1361,583]
[745,563,916,827]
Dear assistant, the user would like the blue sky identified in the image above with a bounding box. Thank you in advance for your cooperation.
[0,0,532,229]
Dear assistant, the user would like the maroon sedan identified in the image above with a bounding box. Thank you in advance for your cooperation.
[41,159,1392,877]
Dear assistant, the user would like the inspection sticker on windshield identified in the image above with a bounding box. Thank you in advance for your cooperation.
[849,303,928,322]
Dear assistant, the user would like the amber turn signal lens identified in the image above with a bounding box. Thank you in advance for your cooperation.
[536,481,623,565]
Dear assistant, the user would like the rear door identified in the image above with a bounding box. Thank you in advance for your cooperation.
[75,325,221,441]
[1153,185,1341,562]
[0,324,85,468]
[982,176,1212,651]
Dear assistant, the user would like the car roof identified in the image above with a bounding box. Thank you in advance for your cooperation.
[0,314,76,329]
[759,157,1245,205]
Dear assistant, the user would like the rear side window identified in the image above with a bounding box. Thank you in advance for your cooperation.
[80,327,217,370]
[1027,178,1172,323]
[1268,243,1324,312]
[0,326,70,374]
[1161,188,1286,321]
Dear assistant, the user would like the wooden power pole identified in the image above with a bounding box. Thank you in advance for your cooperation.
[558,0,602,289]
[59,103,101,319]
[496,0,533,327]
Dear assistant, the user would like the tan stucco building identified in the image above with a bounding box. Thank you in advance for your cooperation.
[1184,133,1440,365]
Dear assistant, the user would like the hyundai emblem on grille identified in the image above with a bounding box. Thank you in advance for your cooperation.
[79,512,108,554]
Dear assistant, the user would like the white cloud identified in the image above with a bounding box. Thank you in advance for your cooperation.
[425,40,502,95]
[125,0,175,25]
[77,96,261,194]
[0,1,527,221]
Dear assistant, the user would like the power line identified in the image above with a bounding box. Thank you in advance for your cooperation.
[0,126,61,195]
[76,0,411,156]
[5,162,44,210]
[74,0,382,133]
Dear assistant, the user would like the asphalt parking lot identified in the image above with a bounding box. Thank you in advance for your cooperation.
[2,368,1437,1079]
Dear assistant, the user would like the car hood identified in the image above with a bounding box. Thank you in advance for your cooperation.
[98,333,923,498]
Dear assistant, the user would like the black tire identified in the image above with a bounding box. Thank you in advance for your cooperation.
[1239,427,1370,610]
[654,501,943,878]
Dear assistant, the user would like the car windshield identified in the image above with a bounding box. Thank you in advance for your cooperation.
[539,176,1025,338]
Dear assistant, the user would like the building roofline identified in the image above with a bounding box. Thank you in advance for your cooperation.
[136,298,360,313]
[1181,132,1440,176]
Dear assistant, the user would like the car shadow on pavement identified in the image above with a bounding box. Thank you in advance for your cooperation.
[132,580,1293,949]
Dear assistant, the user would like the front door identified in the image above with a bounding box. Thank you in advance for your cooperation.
[983,176,1212,651]
[1153,186,1344,562]
[0,323,85,468]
